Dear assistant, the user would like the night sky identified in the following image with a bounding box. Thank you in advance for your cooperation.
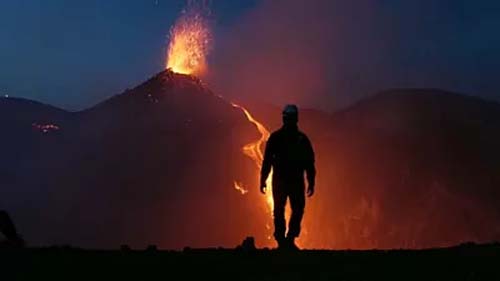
[0,0,499,111]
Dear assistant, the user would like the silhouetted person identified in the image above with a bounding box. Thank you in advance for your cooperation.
[0,210,24,248]
[260,104,316,250]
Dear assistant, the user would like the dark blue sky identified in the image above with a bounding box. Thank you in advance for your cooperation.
[0,0,257,110]
[0,0,499,111]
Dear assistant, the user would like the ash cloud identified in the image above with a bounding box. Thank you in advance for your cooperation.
[208,0,500,111]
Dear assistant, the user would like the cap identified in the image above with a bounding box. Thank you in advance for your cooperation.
[282,104,298,116]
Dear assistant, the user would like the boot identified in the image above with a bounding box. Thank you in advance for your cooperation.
[276,237,287,250]
[286,236,299,251]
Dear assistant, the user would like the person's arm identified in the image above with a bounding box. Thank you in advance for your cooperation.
[304,136,316,196]
[260,135,274,193]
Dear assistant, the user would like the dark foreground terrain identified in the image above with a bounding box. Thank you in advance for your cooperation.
[2,243,499,280]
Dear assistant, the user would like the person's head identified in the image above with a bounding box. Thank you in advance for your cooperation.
[282,104,299,128]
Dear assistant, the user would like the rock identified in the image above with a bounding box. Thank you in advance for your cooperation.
[237,236,256,252]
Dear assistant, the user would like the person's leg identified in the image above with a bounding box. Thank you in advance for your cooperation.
[287,185,305,241]
[272,186,287,247]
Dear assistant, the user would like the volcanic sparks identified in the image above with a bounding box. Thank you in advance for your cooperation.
[165,2,211,75]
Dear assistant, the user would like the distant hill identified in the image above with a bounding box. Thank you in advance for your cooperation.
[301,89,500,248]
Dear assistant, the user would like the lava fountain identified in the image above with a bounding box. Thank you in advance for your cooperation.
[165,1,274,238]
[165,1,212,75]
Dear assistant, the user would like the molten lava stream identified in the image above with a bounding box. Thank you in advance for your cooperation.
[231,102,274,215]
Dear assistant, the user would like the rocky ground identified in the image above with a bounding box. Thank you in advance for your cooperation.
[2,242,499,280]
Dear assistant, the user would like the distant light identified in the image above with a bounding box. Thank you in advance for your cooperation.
[32,123,60,134]
[4,94,8,98]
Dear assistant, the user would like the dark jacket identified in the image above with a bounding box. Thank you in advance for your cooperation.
[260,126,316,188]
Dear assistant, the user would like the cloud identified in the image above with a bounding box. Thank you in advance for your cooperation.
[208,0,500,111]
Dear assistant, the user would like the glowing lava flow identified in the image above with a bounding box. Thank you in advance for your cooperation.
[231,103,274,214]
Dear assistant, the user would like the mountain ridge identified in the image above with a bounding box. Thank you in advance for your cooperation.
[2,74,500,249]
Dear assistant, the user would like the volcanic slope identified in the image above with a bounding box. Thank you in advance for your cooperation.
[3,83,500,250]
[0,70,267,249]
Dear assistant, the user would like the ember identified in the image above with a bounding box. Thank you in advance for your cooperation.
[32,123,60,133]
[234,182,249,195]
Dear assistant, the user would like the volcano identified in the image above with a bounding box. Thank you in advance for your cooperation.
[2,74,500,249]
[0,70,269,249]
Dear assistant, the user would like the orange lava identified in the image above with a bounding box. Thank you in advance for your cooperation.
[231,102,274,214]
[165,2,211,75]
[233,181,249,195]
